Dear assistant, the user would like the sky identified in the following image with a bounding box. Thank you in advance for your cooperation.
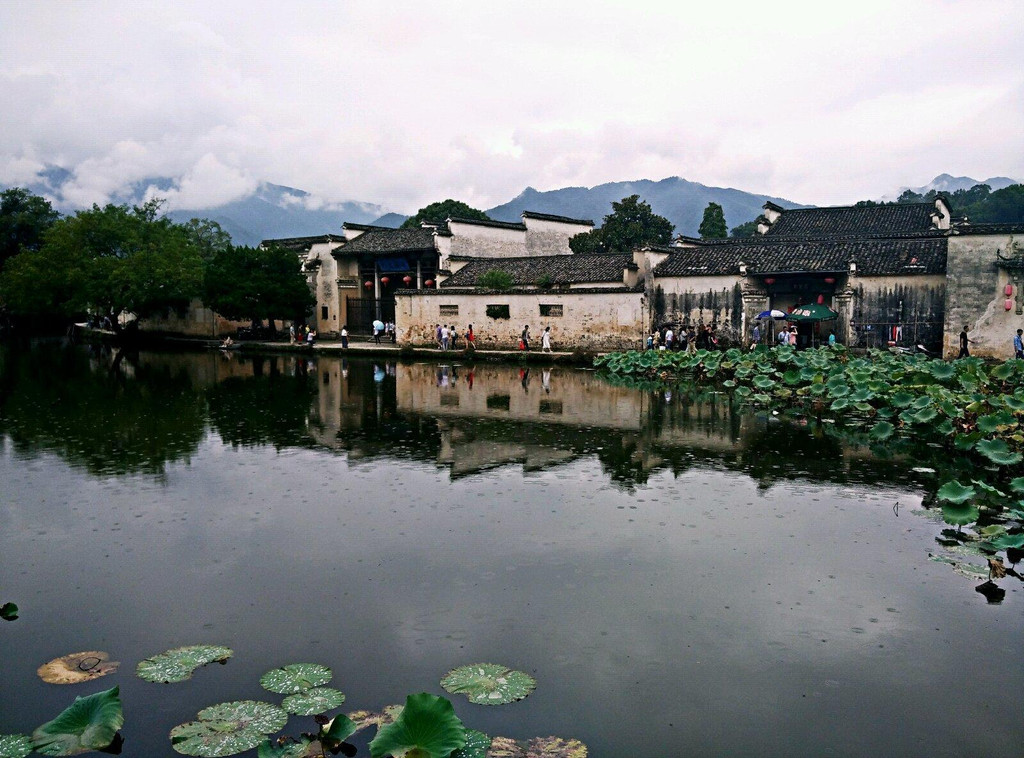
[1,0,1021,214]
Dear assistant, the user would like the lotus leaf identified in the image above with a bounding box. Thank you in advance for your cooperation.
[954,434,982,450]
[441,663,537,705]
[828,384,850,398]
[912,407,938,424]
[830,398,850,412]
[369,693,465,758]
[1003,395,1024,411]
[260,663,332,694]
[890,391,915,408]
[991,363,1015,381]
[849,388,874,403]
[0,735,31,758]
[733,386,751,398]
[170,701,288,757]
[853,402,874,413]
[986,532,1024,550]
[910,396,931,410]
[1,603,18,621]
[977,411,1015,434]
[484,736,588,758]
[937,481,976,504]
[257,738,320,758]
[869,421,895,441]
[451,730,492,758]
[281,687,346,716]
[928,362,957,381]
[976,439,1023,466]
[752,376,775,390]
[137,645,233,683]
[971,480,1005,498]
[1009,477,1024,493]
[322,714,358,743]
[347,706,402,732]
[935,419,955,436]
[31,685,123,756]
[941,501,980,526]
[38,651,119,685]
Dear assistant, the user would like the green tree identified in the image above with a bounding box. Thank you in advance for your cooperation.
[401,199,491,228]
[0,200,203,322]
[476,269,513,290]
[181,218,233,261]
[204,244,314,328]
[730,220,759,238]
[698,202,728,239]
[971,184,1024,223]
[569,195,674,253]
[0,188,61,270]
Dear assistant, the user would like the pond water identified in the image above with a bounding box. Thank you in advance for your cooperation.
[1,342,1022,757]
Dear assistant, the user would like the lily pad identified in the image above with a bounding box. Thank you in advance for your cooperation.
[322,713,358,744]
[937,481,976,504]
[38,651,119,685]
[441,663,537,706]
[1009,477,1024,494]
[452,730,492,758]
[347,706,403,732]
[976,439,1023,466]
[869,421,894,441]
[137,645,233,684]
[941,501,980,526]
[986,533,1024,550]
[0,735,32,758]
[170,701,288,757]
[260,663,332,694]
[0,603,17,621]
[31,685,123,756]
[369,693,465,758]
[257,738,322,758]
[281,687,346,716]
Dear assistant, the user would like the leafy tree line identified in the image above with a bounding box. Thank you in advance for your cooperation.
[0,188,313,331]
[855,182,1024,223]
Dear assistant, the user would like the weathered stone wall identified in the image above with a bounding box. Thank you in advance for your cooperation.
[652,275,744,343]
[448,221,527,258]
[849,275,946,352]
[138,298,249,337]
[944,233,1021,359]
[395,290,646,351]
[523,216,590,256]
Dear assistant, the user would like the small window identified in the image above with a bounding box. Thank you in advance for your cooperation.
[486,394,511,411]
[321,305,329,320]
[322,371,330,385]
[486,304,510,320]
[539,304,563,317]
[439,304,459,317]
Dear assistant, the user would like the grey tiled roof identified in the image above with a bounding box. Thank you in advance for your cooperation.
[652,238,947,277]
[763,203,939,237]
[442,253,637,287]
[260,234,343,251]
[335,227,437,255]
[521,211,595,226]
[953,222,1024,235]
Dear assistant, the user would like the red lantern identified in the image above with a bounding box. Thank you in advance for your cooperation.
[764,277,776,285]
[824,277,836,284]
[425,279,434,287]
[364,280,373,289]
[1006,299,1014,311]
[403,275,413,286]
[1005,284,1013,296]
[817,294,825,305]
[380,276,390,285]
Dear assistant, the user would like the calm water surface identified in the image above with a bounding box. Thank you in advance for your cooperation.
[0,342,1021,757]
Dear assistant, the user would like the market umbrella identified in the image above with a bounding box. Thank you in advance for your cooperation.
[757,309,788,320]
[786,303,838,322]
[372,319,385,332]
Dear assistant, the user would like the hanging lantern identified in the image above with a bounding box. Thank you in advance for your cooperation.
[403,275,413,286]
[817,294,825,305]
[380,276,390,285]
[364,280,373,289]
[1005,284,1013,296]
[764,277,776,285]
[823,277,836,285]
[425,279,434,287]
[1006,299,1014,311]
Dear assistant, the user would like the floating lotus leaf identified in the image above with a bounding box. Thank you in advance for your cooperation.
[347,705,402,732]
[941,501,980,526]
[31,685,123,756]
[322,713,357,743]
[281,687,346,716]
[0,735,31,758]
[937,481,976,504]
[170,701,288,757]
[369,693,465,758]
[257,737,322,758]
[912,406,938,424]
[928,362,957,381]
[971,480,1005,498]
[452,730,492,758]
[752,376,775,390]
[935,418,955,436]
[1,603,18,621]
[986,532,1024,550]
[38,651,119,685]
[1009,477,1024,494]
[137,645,233,683]
[869,421,895,441]
[441,663,537,705]
[954,433,982,450]
[976,439,1023,466]
[890,391,915,408]
[977,411,1015,434]
[830,398,850,412]
[259,663,332,694]
[1003,395,1024,411]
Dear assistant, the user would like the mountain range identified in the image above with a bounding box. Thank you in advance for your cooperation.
[4,169,1018,245]
[880,173,1018,201]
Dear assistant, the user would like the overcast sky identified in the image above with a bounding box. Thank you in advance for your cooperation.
[1,0,1021,213]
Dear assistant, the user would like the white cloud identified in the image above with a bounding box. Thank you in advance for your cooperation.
[146,154,257,210]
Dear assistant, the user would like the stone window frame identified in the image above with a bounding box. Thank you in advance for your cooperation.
[439,304,459,317]
[539,304,564,317]
[486,304,511,320]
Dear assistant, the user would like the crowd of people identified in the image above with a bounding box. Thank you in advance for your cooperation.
[646,323,719,352]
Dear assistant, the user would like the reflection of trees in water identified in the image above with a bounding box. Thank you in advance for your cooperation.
[0,342,205,477]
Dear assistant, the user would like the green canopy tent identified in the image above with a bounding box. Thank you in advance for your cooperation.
[786,303,839,347]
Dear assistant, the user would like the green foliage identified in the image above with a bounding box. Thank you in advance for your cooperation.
[729,220,759,238]
[281,687,345,716]
[0,200,202,320]
[260,663,333,694]
[937,481,976,504]
[698,202,728,239]
[170,701,288,757]
[440,663,537,705]
[0,734,32,758]
[476,269,514,290]
[568,195,673,253]
[369,693,466,758]
[137,644,234,683]
[0,187,60,270]
[0,602,17,621]
[401,199,490,229]
[888,182,1024,224]
[204,244,314,325]
[182,218,233,261]
[31,686,123,756]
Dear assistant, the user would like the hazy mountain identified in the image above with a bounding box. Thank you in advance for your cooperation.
[881,173,1019,201]
[485,177,808,236]
[369,212,409,228]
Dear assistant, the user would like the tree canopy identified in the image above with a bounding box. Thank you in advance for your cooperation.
[889,183,1024,223]
[181,218,233,261]
[568,195,674,254]
[0,188,61,270]
[401,199,491,229]
[730,220,759,238]
[0,200,203,320]
[204,244,314,326]
[698,202,728,239]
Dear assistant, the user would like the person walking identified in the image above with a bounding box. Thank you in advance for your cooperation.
[958,325,974,358]
[750,323,761,350]
[435,324,442,349]
[521,325,531,351]
[289,324,296,344]
[450,325,459,350]
[542,326,552,352]
[441,324,450,350]
[341,324,349,349]
[665,326,674,350]
[1014,328,1023,359]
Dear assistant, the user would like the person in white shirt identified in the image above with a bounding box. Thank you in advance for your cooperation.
[542,326,552,352]
[441,325,450,350]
